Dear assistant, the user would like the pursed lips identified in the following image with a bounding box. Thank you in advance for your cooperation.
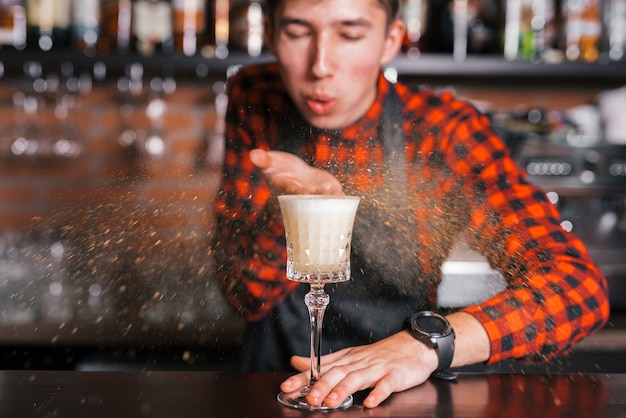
[306,94,336,115]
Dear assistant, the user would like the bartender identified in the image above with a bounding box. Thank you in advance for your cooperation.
[212,0,610,409]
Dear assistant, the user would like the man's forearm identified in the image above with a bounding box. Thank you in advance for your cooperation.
[447,311,491,368]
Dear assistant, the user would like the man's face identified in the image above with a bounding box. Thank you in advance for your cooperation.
[266,0,403,130]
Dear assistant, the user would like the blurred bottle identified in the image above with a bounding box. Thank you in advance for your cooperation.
[98,0,132,54]
[172,0,205,56]
[452,0,505,60]
[206,0,229,58]
[400,0,428,57]
[504,0,559,62]
[71,0,100,56]
[0,0,27,50]
[51,61,84,157]
[0,231,38,326]
[603,0,626,61]
[116,62,145,152]
[41,239,74,324]
[417,0,454,54]
[466,0,503,55]
[562,0,602,62]
[131,0,173,55]
[11,60,44,157]
[142,74,175,158]
[452,0,469,60]
[229,0,263,57]
[25,0,71,51]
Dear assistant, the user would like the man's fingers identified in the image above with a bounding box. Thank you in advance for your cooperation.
[249,148,271,169]
[290,355,310,372]
[306,363,359,407]
[250,149,297,171]
[250,148,343,195]
[280,370,310,393]
[362,376,397,408]
[278,355,310,393]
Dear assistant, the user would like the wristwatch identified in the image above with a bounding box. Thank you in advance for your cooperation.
[407,311,456,379]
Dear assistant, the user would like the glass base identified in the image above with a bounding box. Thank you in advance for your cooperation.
[277,386,353,411]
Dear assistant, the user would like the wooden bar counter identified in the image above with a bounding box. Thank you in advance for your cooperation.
[0,371,623,417]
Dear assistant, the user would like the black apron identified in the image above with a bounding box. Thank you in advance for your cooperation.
[239,84,434,372]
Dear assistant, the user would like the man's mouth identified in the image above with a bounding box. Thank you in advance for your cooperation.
[306,96,336,115]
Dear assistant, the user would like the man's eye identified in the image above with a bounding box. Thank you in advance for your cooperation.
[284,25,310,39]
[286,31,309,39]
[340,31,364,41]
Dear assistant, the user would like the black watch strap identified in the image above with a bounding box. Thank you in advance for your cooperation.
[435,330,455,371]
[407,311,456,373]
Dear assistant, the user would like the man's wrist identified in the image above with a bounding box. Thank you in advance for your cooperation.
[400,330,440,372]
[406,311,456,372]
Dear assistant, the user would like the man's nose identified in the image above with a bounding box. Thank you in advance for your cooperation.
[310,35,333,79]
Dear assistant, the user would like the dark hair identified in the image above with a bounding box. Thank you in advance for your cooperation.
[264,0,400,28]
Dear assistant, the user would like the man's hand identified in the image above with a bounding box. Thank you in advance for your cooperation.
[249,148,344,195]
[280,330,438,409]
[279,312,491,408]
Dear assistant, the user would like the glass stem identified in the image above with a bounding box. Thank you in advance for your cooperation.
[305,285,329,386]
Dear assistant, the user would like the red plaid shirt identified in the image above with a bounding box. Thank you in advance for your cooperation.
[213,62,609,363]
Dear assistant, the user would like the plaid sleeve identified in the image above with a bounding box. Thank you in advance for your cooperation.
[212,64,298,321]
[425,94,612,363]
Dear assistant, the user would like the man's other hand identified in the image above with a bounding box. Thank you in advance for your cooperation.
[249,148,344,195]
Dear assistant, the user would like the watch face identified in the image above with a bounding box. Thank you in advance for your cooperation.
[416,315,448,334]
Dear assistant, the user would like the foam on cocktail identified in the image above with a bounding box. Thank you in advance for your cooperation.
[278,195,360,283]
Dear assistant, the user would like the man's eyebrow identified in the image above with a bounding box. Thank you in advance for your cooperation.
[334,18,372,28]
[278,16,373,28]
[278,17,309,28]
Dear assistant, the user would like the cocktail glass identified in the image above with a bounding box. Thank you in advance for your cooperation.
[276,194,360,411]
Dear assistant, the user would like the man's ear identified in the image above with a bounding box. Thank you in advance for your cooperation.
[380,19,406,66]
